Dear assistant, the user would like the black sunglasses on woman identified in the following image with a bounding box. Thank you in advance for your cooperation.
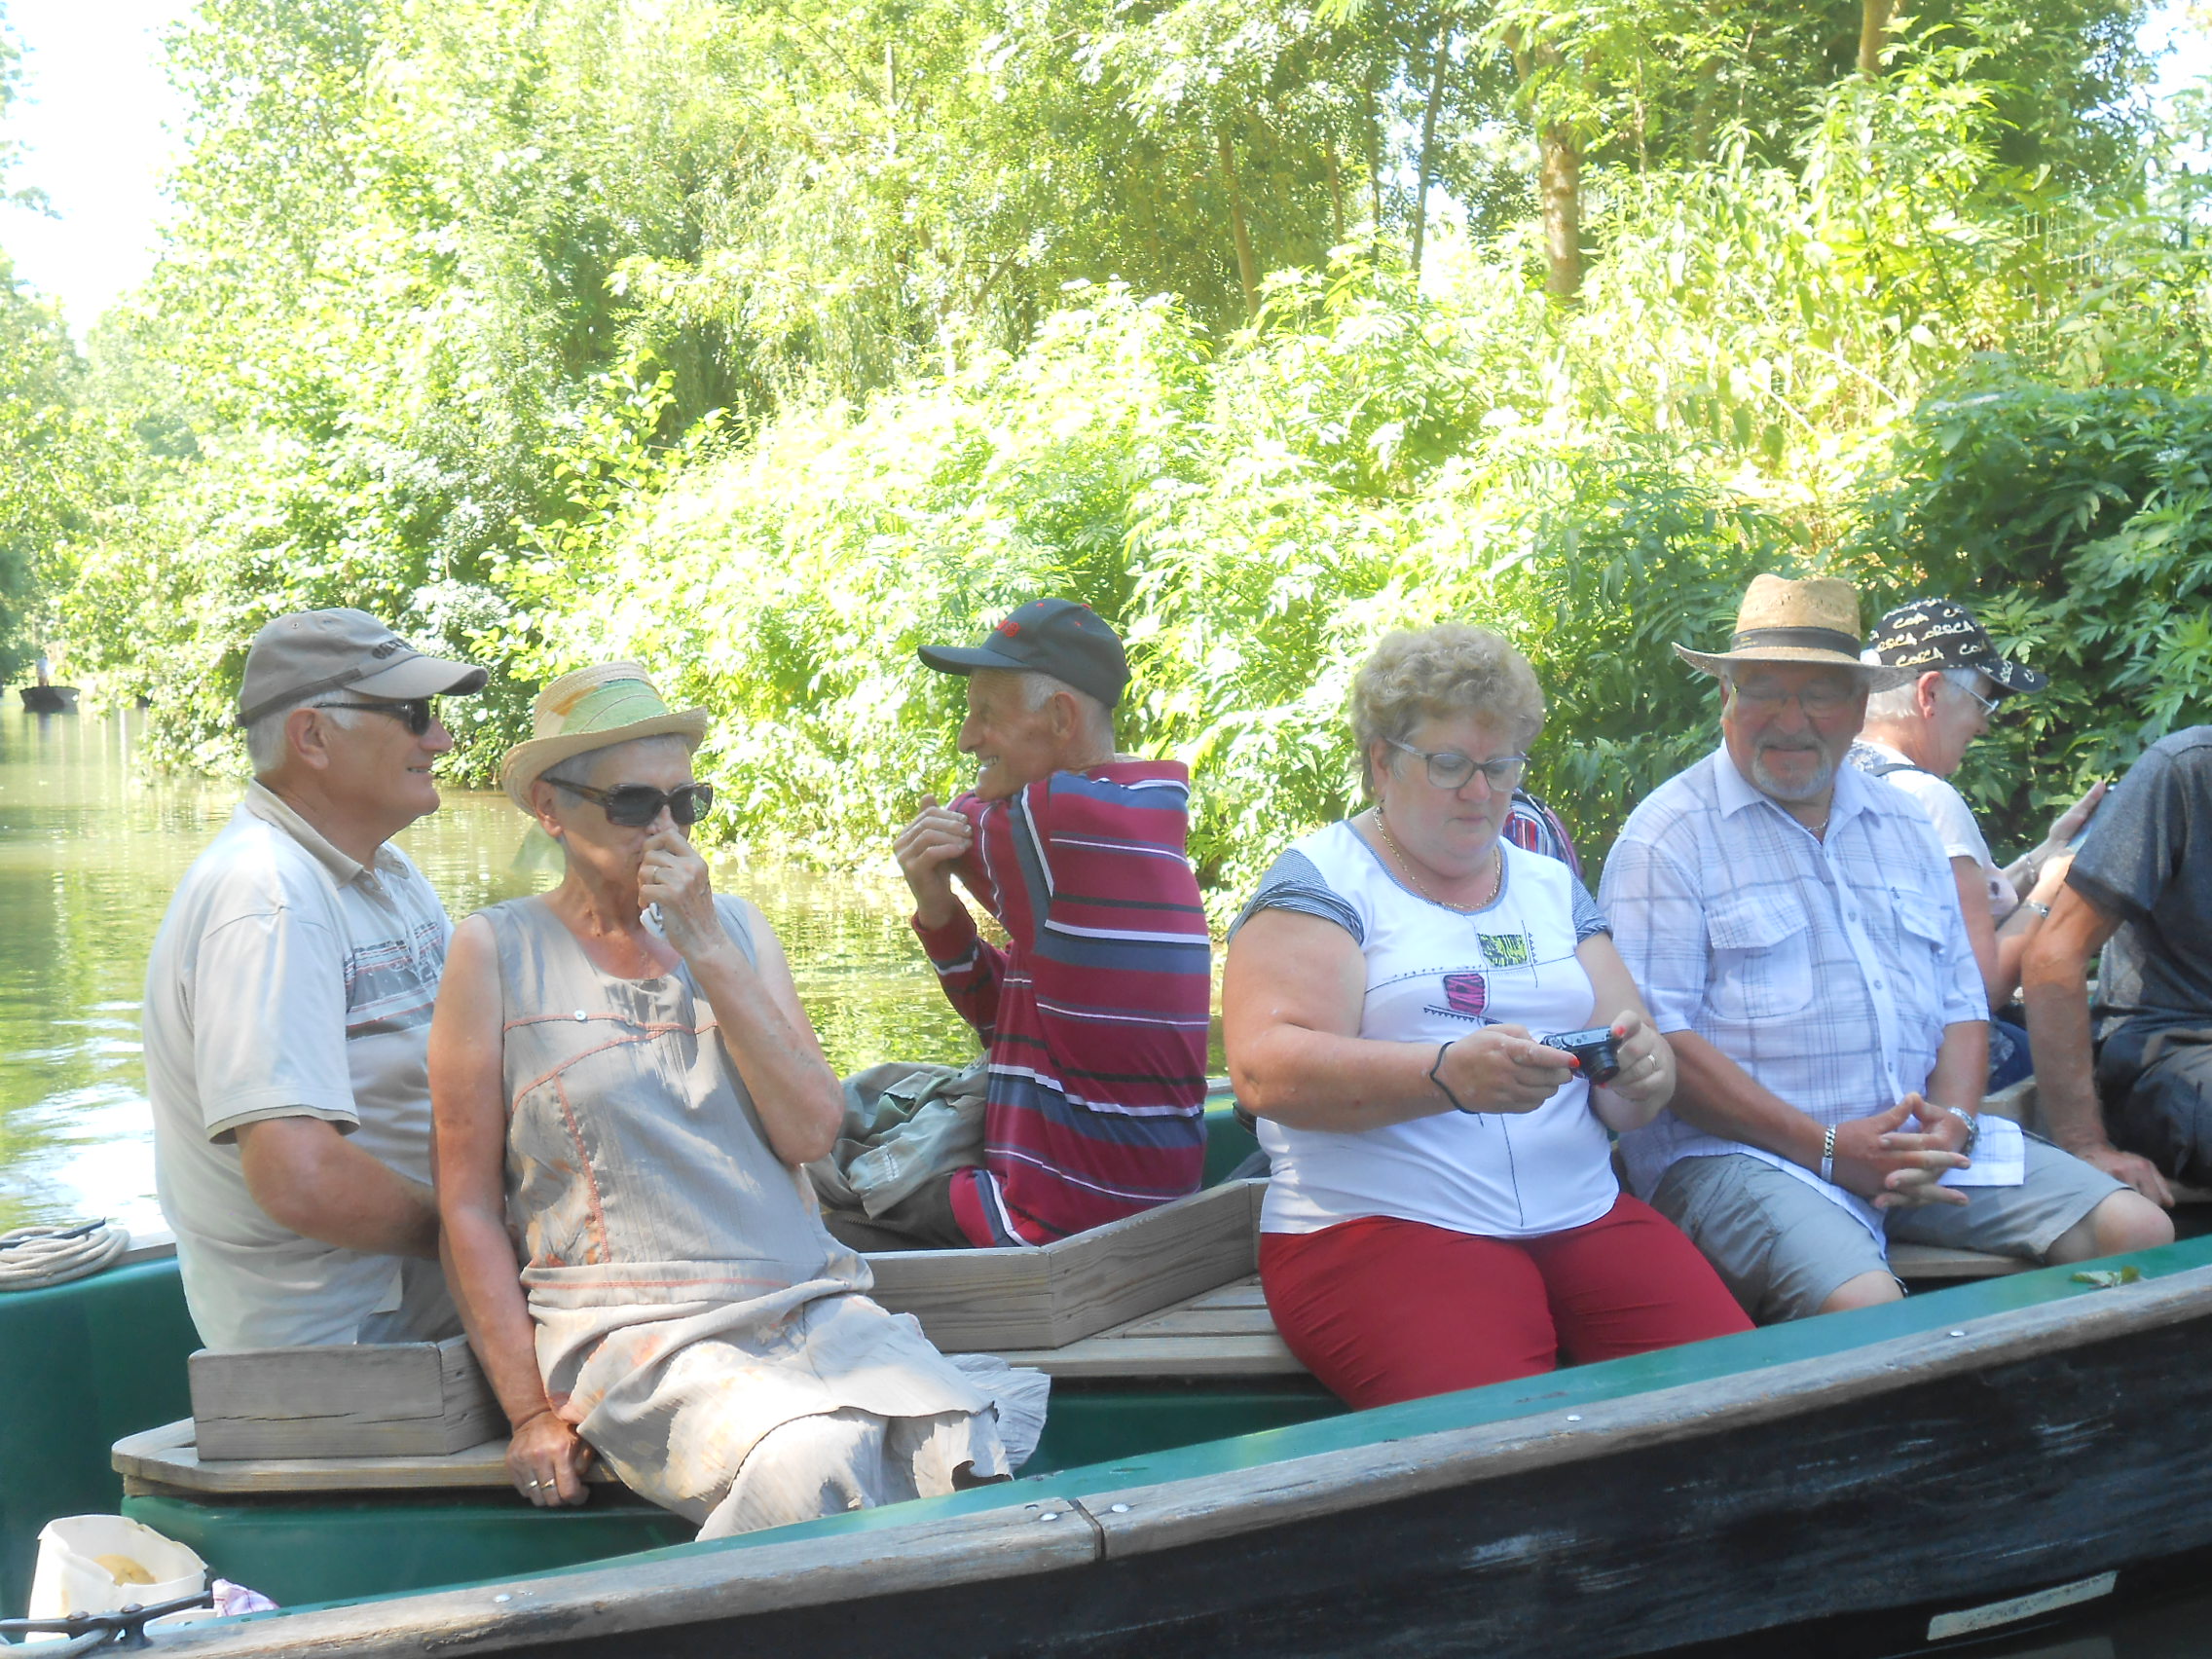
[554,780,717,828]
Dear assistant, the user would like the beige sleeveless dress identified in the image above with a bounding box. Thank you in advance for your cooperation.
[483,895,1046,1536]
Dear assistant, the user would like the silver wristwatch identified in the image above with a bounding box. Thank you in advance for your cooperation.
[1939,1103,1979,1154]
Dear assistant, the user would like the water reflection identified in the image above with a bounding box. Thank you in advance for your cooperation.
[0,707,996,1233]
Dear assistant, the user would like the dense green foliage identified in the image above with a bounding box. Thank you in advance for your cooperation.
[0,21,116,682]
[11,0,2210,902]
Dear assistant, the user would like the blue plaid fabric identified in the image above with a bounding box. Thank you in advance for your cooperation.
[1601,748,1987,1232]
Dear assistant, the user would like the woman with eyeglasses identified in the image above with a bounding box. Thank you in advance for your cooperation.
[1222,624,1750,1409]
[428,664,1044,1536]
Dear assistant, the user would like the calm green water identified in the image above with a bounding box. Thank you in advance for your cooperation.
[0,704,979,1235]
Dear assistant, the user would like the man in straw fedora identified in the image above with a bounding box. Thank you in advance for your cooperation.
[1598,575,2169,1323]
[431,664,1045,1530]
[143,608,488,1351]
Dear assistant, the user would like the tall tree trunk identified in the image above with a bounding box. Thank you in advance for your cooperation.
[1858,0,1894,76]
[1410,15,1453,277]
[1325,137,1346,246]
[1524,40,1582,303]
[1538,123,1582,302]
[1361,70,1382,230]
[1218,128,1260,320]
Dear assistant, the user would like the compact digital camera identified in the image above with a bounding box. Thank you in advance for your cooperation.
[1539,1026,1622,1085]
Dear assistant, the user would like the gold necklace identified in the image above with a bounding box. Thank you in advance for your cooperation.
[1373,808,1502,912]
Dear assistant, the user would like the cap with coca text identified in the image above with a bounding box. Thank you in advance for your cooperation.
[917,598,1130,708]
[1864,598,2048,697]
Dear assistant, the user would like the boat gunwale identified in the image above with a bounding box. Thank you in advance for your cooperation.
[144,1244,2212,1657]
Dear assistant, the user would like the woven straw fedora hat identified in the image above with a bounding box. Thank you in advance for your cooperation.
[499,663,712,814]
[1674,574,1916,690]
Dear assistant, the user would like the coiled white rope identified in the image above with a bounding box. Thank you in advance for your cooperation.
[0,1221,129,1292]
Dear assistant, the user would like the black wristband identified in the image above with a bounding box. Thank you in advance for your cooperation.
[1429,1041,1474,1114]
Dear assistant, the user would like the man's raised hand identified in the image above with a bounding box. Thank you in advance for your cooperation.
[895,795,973,930]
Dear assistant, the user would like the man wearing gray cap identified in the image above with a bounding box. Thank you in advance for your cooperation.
[142,608,488,1350]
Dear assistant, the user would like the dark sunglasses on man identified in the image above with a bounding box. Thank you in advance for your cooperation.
[554,780,717,828]
[322,696,440,736]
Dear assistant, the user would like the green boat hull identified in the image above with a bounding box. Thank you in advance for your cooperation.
[2,1104,1311,1614]
[13,1105,2212,1656]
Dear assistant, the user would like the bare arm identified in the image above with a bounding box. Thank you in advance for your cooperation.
[1575,934,1675,1133]
[1983,855,2074,1007]
[1924,1016,1989,1115]
[233,1118,440,1259]
[641,832,843,1167]
[2021,886,2170,1204]
[2001,779,2107,902]
[1951,855,2002,1008]
[1222,907,1573,1131]
[428,916,596,1507]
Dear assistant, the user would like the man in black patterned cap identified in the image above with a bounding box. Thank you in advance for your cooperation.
[1852,597,2104,1089]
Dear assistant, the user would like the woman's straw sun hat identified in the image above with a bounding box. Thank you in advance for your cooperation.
[499,663,712,814]
[1674,574,1916,690]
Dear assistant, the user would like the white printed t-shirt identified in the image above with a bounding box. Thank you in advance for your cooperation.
[1234,821,1617,1240]
[1849,739,2014,920]
[143,782,455,1350]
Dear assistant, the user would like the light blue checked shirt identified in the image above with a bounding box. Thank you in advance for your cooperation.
[1602,747,1987,1241]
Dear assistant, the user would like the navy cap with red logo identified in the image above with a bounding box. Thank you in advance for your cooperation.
[917,598,1130,708]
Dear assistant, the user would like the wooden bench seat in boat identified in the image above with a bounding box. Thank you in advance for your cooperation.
[117,1085,2109,1495]
[171,1180,1267,1463]
[113,1272,1309,1496]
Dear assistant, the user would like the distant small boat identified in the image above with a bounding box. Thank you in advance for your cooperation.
[17,685,78,713]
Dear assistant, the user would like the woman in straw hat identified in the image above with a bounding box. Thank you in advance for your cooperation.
[429,664,1045,1536]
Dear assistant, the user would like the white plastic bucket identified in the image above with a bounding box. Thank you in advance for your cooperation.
[27,1515,206,1638]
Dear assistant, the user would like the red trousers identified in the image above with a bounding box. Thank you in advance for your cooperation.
[1258,1196,1752,1410]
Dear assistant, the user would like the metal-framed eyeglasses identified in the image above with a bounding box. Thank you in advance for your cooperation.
[1725,680,1860,718]
[553,780,717,828]
[1955,680,2002,719]
[1384,738,1529,793]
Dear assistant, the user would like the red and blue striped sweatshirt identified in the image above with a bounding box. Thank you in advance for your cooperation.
[912,759,1213,1246]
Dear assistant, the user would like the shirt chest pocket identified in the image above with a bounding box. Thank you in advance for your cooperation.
[1706,896,1814,1022]
[1889,891,1952,983]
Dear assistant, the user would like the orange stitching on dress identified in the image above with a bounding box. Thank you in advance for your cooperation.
[507,1025,714,1103]
[501,1014,704,1035]
[553,1074,612,1265]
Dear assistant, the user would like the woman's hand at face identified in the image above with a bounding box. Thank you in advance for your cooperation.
[507,1408,595,1508]
[1435,1024,1578,1115]
[638,829,720,955]
[1595,1010,1674,1112]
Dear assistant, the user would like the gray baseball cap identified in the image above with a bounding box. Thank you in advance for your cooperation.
[236,608,489,726]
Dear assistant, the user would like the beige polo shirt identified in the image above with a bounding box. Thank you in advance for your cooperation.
[143,782,455,1350]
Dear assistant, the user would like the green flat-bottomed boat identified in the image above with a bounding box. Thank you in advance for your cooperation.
[6,1107,2208,1658]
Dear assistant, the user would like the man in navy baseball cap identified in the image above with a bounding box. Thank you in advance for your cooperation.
[816,599,1210,1253]
[916,596,1130,710]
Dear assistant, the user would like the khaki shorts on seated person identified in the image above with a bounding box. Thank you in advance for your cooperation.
[1650,1139,2123,1324]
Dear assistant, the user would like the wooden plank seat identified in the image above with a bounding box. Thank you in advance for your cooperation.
[118,1085,2094,1497]
[113,1272,1309,1497]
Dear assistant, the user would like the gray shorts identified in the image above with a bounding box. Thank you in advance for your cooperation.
[1649,1139,2124,1324]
